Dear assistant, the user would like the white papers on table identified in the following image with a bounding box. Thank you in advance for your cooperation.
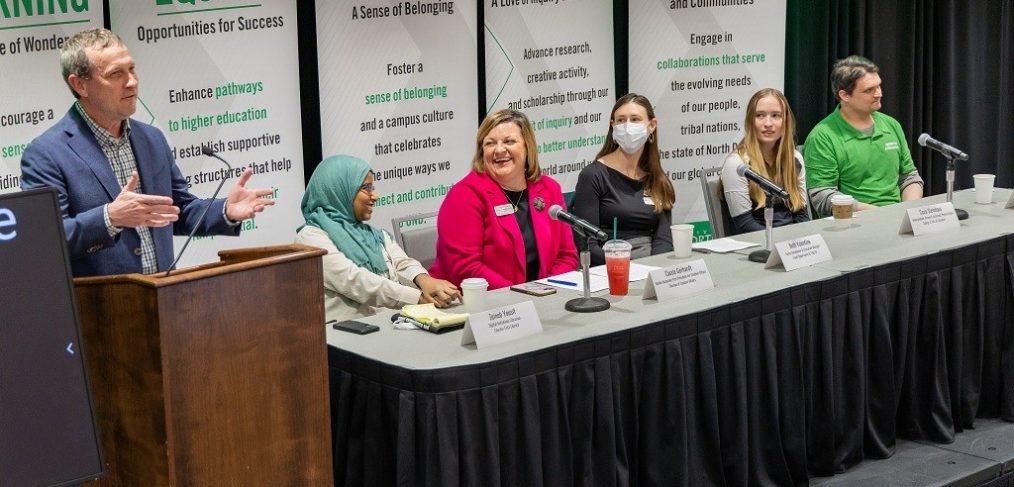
[537,271,609,293]
[823,211,862,221]
[590,262,659,282]
[691,238,759,254]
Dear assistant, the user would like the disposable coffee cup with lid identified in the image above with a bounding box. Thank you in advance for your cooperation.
[830,194,855,228]
[460,278,489,315]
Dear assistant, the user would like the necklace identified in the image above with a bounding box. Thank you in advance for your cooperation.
[505,188,526,213]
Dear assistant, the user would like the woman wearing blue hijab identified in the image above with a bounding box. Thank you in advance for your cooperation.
[296,155,460,322]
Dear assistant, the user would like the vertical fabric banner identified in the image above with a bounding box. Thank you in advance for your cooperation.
[317,1,478,234]
[109,0,304,268]
[0,1,104,195]
[629,0,786,237]
[484,0,616,192]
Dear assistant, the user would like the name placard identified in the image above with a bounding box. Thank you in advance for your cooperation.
[899,202,960,235]
[1005,191,1014,209]
[461,300,542,348]
[642,259,714,300]
[765,234,833,271]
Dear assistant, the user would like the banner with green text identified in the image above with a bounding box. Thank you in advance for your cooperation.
[316,1,478,234]
[484,0,615,192]
[629,0,785,237]
[110,0,304,268]
[0,0,104,194]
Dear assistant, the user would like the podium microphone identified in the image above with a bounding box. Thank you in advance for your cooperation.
[164,145,232,277]
[736,164,790,199]
[548,205,608,241]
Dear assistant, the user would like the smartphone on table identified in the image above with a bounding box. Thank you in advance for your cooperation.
[509,282,557,296]
[329,319,380,335]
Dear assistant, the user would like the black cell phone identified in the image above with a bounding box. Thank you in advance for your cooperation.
[330,320,380,335]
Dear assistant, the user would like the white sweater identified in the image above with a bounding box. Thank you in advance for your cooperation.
[295,225,426,322]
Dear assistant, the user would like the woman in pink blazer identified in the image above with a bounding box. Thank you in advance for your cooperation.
[429,109,578,289]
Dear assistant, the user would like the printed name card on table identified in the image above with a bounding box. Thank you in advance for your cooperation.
[461,300,542,348]
[765,234,833,271]
[898,202,960,236]
[1006,192,1014,209]
[642,259,715,300]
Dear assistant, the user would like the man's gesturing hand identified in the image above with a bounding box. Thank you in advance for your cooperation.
[225,168,275,221]
[107,171,179,228]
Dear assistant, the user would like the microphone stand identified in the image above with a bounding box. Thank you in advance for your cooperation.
[748,191,777,263]
[944,155,969,220]
[564,233,610,313]
[164,149,232,276]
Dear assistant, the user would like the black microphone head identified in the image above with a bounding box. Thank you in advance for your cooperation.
[200,145,215,156]
[917,133,931,147]
[736,164,749,177]
[548,204,563,220]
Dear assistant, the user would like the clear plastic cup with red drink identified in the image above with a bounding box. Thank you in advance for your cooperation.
[603,239,632,296]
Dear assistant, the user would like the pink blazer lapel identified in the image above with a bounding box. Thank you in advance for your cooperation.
[477,173,526,273]
[528,179,555,277]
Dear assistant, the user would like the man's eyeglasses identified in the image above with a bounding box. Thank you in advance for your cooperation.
[359,182,375,193]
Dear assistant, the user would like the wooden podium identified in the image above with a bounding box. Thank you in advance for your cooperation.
[74,245,333,486]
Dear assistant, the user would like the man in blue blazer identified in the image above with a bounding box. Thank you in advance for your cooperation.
[21,29,273,277]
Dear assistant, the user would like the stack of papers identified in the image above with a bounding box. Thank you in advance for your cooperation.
[590,262,659,282]
[538,262,661,293]
[400,303,468,325]
[691,238,759,253]
[537,271,608,293]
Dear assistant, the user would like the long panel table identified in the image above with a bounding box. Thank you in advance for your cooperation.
[326,189,1014,487]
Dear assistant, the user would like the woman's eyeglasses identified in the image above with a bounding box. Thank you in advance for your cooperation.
[359,182,375,193]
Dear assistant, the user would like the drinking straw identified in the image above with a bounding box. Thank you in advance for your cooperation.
[613,217,617,240]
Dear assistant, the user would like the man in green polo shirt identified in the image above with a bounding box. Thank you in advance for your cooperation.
[804,56,923,217]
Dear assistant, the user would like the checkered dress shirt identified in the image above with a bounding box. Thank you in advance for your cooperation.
[75,102,158,274]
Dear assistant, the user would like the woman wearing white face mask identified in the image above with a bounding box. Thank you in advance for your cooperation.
[572,93,676,265]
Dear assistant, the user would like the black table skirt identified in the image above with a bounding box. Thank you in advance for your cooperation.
[328,234,1014,487]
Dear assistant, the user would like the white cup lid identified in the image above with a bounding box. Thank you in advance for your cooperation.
[460,277,488,288]
[831,194,855,204]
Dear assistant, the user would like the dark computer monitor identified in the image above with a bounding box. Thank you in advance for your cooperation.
[0,188,104,486]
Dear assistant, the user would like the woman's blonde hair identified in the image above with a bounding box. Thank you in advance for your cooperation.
[595,93,674,212]
[471,109,541,181]
[736,88,805,212]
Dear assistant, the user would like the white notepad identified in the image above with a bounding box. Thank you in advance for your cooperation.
[692,238,759,254]
[537,271,609,293]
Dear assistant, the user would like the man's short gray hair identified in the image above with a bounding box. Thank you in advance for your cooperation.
[830,55,879,101]
[60,28,124,99]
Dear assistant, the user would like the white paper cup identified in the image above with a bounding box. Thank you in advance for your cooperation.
[460,278,489,315]
[973,174,995,204]
[670,224,694,258]
[830,194,855,228]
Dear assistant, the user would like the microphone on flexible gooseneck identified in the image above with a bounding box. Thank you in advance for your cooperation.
[918,133,970,221]
[736,164,789,264]
[918,133,968,161]
[736,164,790,199]
[164,145,233,277]
[548,205,609,241]
[550,204,611,313]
